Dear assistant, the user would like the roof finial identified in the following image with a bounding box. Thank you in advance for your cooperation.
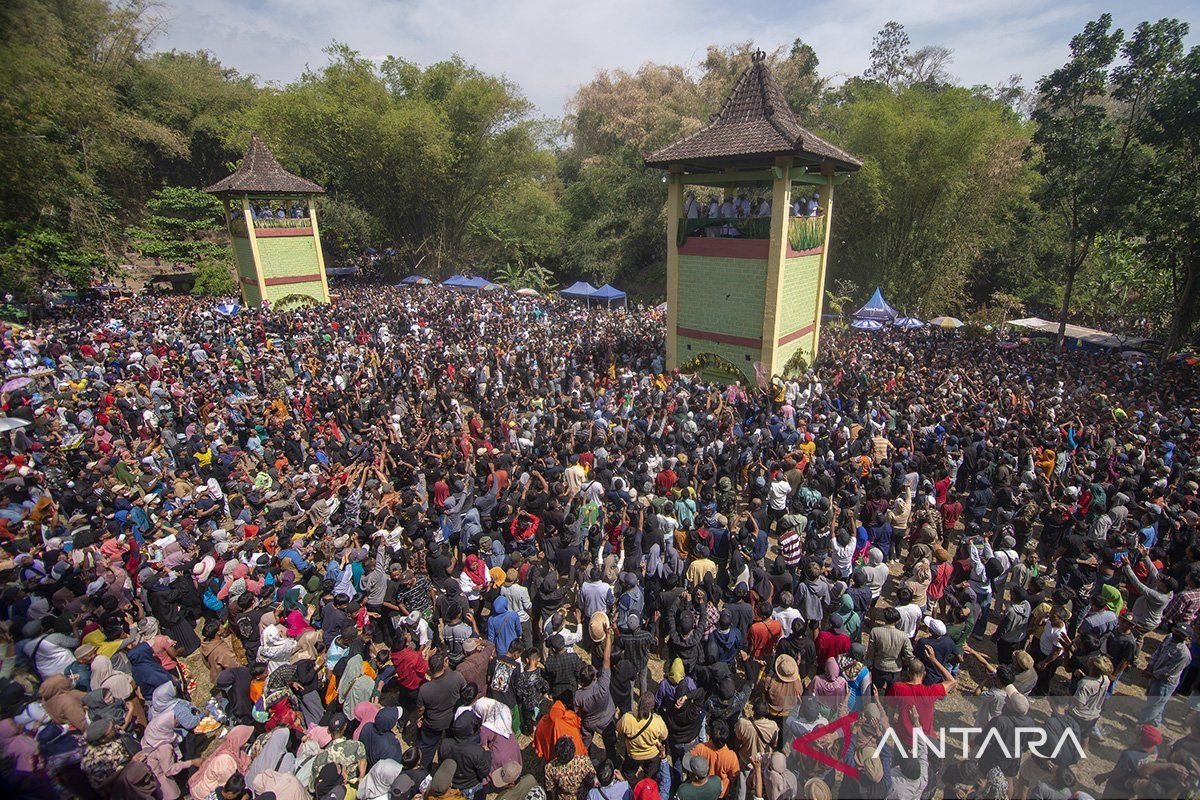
[751,49,766,63]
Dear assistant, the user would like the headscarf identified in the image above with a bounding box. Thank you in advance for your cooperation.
[338,655,375,718]
[532,700,585,761]
[245,727,292,789]
[359,759,404,800]
[473,697,514,739]
[290,629,321,664]
[127,642,172,696]
[188,725,253,797]
[112,761,161,800]
[149,681,181,718]
[360,707,405,767]
[90,653,134,700]
[462,554,488,588]
[811,658,847,712]
[38,674,88,731]
[251,771,308,800]
[0,719,38,771]
[286,609,314,638]
[352,701,381,741]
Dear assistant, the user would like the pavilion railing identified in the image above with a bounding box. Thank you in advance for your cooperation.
[229,217,313,236]
[676,214,824,251]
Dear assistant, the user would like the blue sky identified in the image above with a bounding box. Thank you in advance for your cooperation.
[155,0,1198,115]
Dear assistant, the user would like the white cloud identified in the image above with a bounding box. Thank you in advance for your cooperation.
[153,0,1198,114]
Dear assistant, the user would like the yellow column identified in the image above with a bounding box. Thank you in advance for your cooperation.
[759,156,794,377]
[308,201,332,303]
[241,195,268,305]
[810,163,837,361]
[664,169,682,371]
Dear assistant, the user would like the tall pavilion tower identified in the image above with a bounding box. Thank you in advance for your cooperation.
[205,134,330,307]
[645,51,860,383]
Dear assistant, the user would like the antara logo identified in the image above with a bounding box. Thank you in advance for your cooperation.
[791,712,1088,779]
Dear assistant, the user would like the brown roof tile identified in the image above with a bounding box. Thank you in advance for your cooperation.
[205,134,325,195]
[644,51,861,171]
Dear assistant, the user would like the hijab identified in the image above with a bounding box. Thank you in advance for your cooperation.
[149,681,180,718]
[338,655,374,718]
[252,771,308,800]
[473,697,515,739]
[188,725,253,797]
[352,701,381,741]
[245,727,292,789]
[38,674,88,731]
[360,706,405,767]
[359,759,404,800]
[286,609,314,638]
[127,642,172,696]
[89,653,134,700]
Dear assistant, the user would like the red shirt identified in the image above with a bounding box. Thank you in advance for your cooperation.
[815,630,851,664]
[391,648,429,690]
[747,618,782,658]
[887,681,946,741]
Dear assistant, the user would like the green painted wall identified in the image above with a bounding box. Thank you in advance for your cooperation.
[263,280,325,306]
[257,236,321,279]
[776,253,822,368]
[232,237,262,306]
[677,255,767,340]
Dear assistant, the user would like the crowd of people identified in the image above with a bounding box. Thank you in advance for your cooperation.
[682,191,821,222]
[0,283,1198,800]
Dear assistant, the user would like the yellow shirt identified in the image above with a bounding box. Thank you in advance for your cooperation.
[686,558,718,587]
[617,712,668,760]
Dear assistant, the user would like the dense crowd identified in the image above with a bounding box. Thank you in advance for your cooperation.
[0,284,1198,800]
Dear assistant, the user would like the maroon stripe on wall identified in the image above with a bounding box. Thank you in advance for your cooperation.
[254,227,314,238]
[239,276,257,285]
[777,323,816,346]
[677,237,822,260]
[677,326,762,349]
[264,274,322,286]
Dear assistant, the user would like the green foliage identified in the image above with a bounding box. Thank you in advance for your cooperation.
[189,258,236,296]
[493,260,558,292]
[824,82,1032,311]
[823,279,859,318]
[0,224,108,296]
[239,45,553,277]
[128,185,227,263]
[315,197,383,264]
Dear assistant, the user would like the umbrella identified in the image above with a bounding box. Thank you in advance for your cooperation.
[930,316,964,329]
[481,282,505,292]
[850,318,885,331]
[655,302,667,312]
[515,288,541,297]
[1,376,32,393]
[893,316,924,329]
[214,303,241,316]
[0,417,31,432]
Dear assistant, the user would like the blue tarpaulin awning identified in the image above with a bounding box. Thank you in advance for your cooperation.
[560,280,598,299]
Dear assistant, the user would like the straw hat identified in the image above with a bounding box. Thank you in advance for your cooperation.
[775,654,799,683]
[588,612,610,643]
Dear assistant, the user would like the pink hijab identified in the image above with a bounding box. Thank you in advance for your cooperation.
[187,724,254,797]
[286,609,314,638]
[352,701,380,741]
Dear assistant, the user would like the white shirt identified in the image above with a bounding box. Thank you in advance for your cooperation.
[768,479,791,511]
[896,603,922,639]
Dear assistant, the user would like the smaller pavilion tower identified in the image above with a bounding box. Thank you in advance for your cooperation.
[205,134,330,307]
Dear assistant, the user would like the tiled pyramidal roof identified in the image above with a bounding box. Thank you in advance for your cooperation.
[645,50,861,171]
[206,134,325,195]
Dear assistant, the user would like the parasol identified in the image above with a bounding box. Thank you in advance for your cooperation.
[1,376,32,393]
[930,316,964,329]
[515,288,541,297]
[850,319,885,331]
[0,417,31,432]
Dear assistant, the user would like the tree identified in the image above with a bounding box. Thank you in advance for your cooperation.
[864,22,911,88]
[1133,42,1199,353]
[0,225,108,296]
[241,45,555,277]
[824,82,1032,310]
[128,185,227,264]
[190,258,235,296]
[1031,15,1186,348]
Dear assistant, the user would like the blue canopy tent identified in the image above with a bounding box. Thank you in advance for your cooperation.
[460,276,492,291]
[850,318,885,331]
[853,288,898,322]
[441,274,471,289]
[560,281,597,301]
[401,275,432,285]
[893,316,924,329]
[589,283,627,308]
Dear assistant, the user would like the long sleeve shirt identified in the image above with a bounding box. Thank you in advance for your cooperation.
[1147,638,1192,684]
[360,547,389,605]
[1123,561,1171,630]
